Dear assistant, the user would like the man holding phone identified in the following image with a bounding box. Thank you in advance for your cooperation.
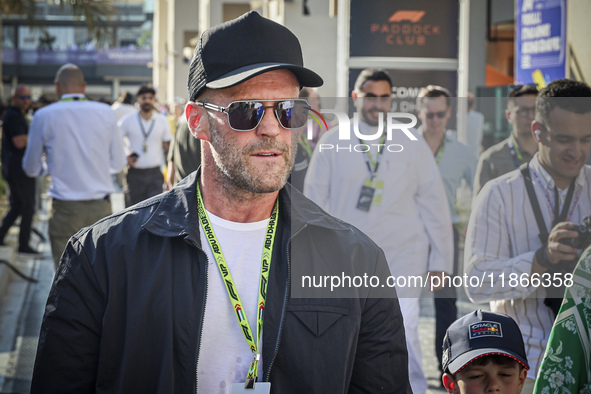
[465,79,591,392]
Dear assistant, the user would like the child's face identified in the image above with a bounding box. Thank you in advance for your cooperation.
[444,360,527,394]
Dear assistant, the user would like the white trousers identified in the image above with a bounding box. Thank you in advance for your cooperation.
[398,297,427,394]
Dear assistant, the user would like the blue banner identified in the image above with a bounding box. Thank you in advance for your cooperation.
[515,0,566,85]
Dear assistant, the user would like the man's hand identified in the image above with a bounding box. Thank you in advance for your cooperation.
[127,153,139,167]
[546,222,579,264]
[533,222,579,274]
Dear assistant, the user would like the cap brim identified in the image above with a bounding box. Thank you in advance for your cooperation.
[447,348,530,374]
[206,62,324,91]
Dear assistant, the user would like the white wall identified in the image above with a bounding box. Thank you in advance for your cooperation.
[283,0,338,96]
[468,0,488,93]
[152,0,168,97]
[167,0,199,103]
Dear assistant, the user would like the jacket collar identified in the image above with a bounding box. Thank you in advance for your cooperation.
[142,169,349,246]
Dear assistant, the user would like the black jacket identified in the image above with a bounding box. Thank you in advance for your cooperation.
[1,106,29,179]
[32,172,411,393]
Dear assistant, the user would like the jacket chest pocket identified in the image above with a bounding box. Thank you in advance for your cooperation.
[286,304,350,337]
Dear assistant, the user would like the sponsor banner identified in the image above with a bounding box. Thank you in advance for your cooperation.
[515,0,567,85]
[3,48,152,65]
[349,0,459,58]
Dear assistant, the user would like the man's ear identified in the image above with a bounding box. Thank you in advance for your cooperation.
[442,373,459,394]
[351,90,358,105]
[185,102,210,142]
[532,120,543,142]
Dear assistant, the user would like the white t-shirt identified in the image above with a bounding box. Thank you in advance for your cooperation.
[197,210,268,393]
[118,111,172,169]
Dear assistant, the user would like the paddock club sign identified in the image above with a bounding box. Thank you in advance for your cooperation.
[349,0,459,58]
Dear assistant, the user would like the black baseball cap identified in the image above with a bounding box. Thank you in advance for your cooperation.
[187,11,323,101]
[442,310,530,374]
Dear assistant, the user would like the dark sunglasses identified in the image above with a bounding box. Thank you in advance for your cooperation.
[426,111,447,119]
[19,95,31,100]
[196,99,310,131]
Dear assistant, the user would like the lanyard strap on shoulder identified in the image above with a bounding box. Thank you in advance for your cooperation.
[435,138,446,165]
[508,134,524,168]
[520,163,549,243]
[59,96,87,102]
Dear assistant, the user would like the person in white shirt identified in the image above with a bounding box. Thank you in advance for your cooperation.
[111,91,135,121]
[22,63,127,267]
[464,78,591,394]
[118,85,171,207]
[110,91,136,193]
[304,68,453,394]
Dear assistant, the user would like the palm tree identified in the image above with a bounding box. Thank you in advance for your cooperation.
[0,0,114,98]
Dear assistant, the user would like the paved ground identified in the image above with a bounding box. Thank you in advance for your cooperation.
[0,192,480,393]
[420,292,478,393]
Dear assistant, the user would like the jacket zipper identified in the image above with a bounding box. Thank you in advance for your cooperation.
[265,224,307,381]
[190,241,208,394]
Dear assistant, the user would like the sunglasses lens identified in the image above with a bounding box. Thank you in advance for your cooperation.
[427,111,446,119]
[277,100,309,129]
[226,100,310,130]
[227,101,264,131]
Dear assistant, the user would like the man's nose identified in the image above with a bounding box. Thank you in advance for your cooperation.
[255,107,282,138]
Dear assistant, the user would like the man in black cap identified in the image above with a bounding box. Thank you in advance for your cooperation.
[31,11,410,393]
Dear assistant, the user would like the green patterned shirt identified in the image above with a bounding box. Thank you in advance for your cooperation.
[534,248,591,394]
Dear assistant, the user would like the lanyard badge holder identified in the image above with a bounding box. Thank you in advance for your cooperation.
[197,183,276,392]
[137,113,156,153]
[356,136,386,212]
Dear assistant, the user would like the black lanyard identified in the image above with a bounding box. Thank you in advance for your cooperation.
[358,134,386,180]
[521,163,576,243]
[552,183,576,227]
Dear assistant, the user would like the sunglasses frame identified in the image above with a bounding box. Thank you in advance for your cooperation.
[425,111,447,119]
[195,99,310,131]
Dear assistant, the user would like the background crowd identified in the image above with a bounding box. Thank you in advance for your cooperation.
[1,26,590,392]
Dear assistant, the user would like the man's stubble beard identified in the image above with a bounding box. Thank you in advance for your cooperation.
[208,117,297,195]
[360,105,387,127]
